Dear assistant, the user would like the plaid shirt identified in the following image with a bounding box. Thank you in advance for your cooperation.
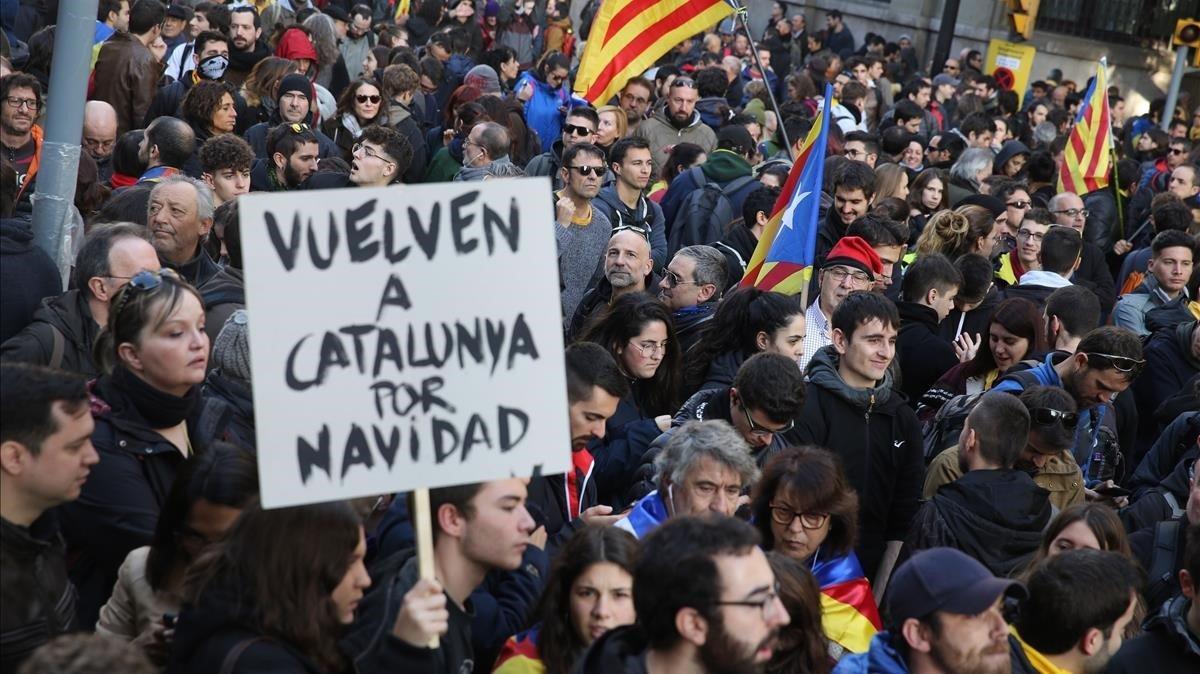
[799,301,832,375]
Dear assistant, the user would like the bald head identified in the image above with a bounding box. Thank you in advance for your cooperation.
[604,228,653,290]
[1048,191,1086,232]
[83,101,119,161]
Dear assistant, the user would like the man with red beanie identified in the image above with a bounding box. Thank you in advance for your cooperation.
[789,289,923,594]
[799,235,884,373]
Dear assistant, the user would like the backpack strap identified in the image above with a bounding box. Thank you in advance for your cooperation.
[687,166,708,188]
[721,174,757,197]
[1145,519,1181,607]
[48,324,66,371]
[219,636,268,674]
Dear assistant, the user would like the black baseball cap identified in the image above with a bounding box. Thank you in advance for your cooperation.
[887,548,1027,623]
[166,4,194,21]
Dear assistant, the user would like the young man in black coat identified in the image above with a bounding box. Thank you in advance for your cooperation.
[895,252,962,407]
[788,291,923,587]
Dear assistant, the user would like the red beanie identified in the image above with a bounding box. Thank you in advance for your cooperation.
[824,236,884,280]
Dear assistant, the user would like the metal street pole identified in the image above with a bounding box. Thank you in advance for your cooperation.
[1162,45,1188,131]
[729,1,793,158]
[930,0,962,76]
[31,0,99,268]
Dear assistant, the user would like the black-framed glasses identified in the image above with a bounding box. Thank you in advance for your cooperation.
[1083,352,1145,375]
[566,164,606,177]
[110,269,180,324]
[611,223,649,240]
[1029,408,1079,429]
[4,96,40,110]
[768,503,830,530]
[662,268,696,289]
[1016,229,1045,242]
[713,582,783,621]
[355,94,381,104]
[1051,208,1089,219]
[738,399,793,438]
[563,123,595,137]
[352,142,393,165]
[669,77,697,89]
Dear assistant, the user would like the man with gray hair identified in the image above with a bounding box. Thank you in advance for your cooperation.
[659,245,726,353]
[1,223,159,376]
[616,420,759,539]
[455,121,514,181]
[147,175,244,340]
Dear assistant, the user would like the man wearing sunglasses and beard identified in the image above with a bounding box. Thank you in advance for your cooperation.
[526,106,600,191]
[555,143,612,323]
[992,326,1144,498]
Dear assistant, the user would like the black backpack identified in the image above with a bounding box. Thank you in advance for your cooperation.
[669,167,756,256]
[921,390,985,463]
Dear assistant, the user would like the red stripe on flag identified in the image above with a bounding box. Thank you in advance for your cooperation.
[756,261,806,290]
[740,260,765,287]
[772,143,815,215]
[602,0,722,45]
[582,3,716,101]
[823,579,883,628]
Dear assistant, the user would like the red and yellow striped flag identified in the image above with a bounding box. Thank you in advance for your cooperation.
[574,0,735,105]
[1058,61,1112,195]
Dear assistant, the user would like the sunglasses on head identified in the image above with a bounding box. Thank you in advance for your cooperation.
[1083,352,1145,374]
[356,94,381,104]
[563,123,594,137]
[1030,408,1079,428]
[111,269,181,324]
[669,77,697,89]
[611,223,649,240]
[567,164,606,177]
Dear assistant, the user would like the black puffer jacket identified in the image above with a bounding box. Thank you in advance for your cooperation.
[896,301,958,408]
[0,289,101,377]
[58,376,191,629]
[906,469,1051,577]
[0,513,76,673]
[787,346,924,581]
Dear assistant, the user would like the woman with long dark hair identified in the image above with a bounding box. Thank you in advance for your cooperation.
[905,168,948,244]
[916,297,1045,421]
[181,80,239,143]
[493,527,638,674]
[751,447,882,662]
[684,287,805,394]
[322,78,384,160]
[96,443,258,665]
[167,501,372,672]
[60,270,210,628]
[765,552,833,674]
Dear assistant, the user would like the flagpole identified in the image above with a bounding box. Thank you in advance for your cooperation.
[728,0,793,160]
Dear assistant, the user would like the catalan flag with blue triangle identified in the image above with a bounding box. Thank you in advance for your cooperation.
[740,84,832,294]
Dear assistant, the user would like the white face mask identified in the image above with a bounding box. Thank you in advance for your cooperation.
[197,53,229,80]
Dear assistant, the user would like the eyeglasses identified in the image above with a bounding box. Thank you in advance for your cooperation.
[1007,200,1031,209]
[110,269,180,324]
[1051,208,1089,219]
[844,148,870,159]
[3,97,39,110]
[566,164,606,177]
[739,398,794,438]
[1016,229,1045,242]
[356,94,381,104]
[352,142,393,165]
[1169,148,1186,155]
[287,122,310,133]
[611,223,650,240]
[662,268,697,289]
[563,123,595,137]
[768,503,829,529]
[1083,352,1145,375]
[1029,408,1079,428]
[824,266,872,285]
[714,582,783,621]
[627,339,668,358]
[669,77,697,89]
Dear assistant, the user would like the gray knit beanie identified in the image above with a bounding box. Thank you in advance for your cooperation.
[213,310,252,382]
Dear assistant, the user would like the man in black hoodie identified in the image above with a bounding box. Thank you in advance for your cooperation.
[896,252,962,406]
[906,391,1051,576]
[788,291,923,586]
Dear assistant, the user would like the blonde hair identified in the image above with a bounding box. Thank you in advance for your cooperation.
[874,164,909,201]
[915,205,995,258]
[597,104,628,140]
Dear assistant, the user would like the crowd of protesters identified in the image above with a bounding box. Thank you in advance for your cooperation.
[1,1,1199,673]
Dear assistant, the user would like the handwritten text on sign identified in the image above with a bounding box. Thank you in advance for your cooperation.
[240,179,569,508]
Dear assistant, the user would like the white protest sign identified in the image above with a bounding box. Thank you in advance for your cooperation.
[239,178,570,508]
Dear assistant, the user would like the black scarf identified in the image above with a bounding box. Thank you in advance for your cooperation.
[229,41,271,73]
[111,365,200,429]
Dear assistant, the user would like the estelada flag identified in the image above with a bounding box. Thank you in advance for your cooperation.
[1057,61,1112,195]
[574,0,735,105]
[740,84,832,294]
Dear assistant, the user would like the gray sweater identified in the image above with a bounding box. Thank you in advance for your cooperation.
[556,205,611,325]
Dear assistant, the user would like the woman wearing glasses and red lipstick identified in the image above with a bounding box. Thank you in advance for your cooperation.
[60,269,210,631]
